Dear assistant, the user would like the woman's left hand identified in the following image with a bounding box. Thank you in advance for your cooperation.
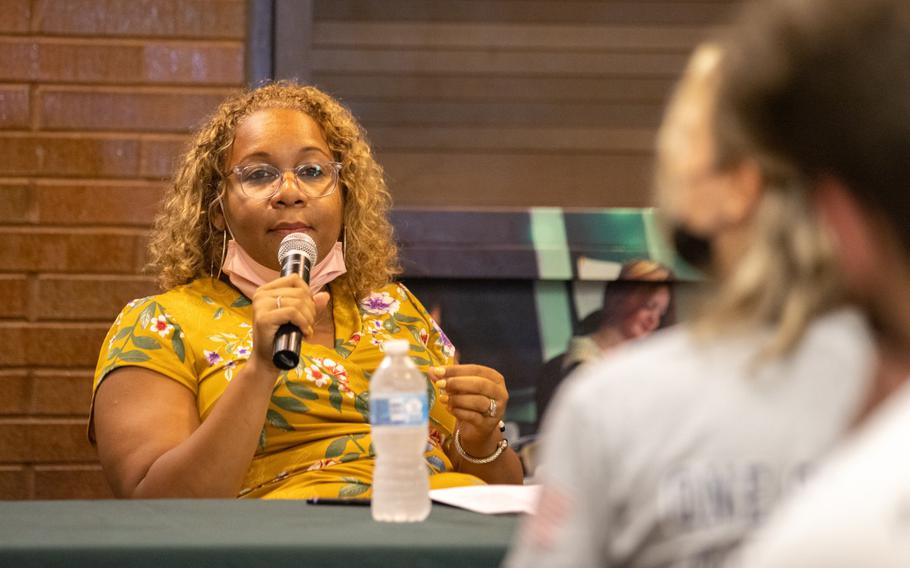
[429,364,508,454]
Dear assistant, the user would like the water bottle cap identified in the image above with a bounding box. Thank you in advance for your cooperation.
[383,339,409,355]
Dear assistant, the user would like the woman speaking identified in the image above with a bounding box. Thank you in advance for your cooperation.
[89,82,522,499]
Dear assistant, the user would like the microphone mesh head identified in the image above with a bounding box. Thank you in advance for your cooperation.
[278,232,317,266]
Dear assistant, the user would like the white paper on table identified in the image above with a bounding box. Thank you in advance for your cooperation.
[430,484,541,515]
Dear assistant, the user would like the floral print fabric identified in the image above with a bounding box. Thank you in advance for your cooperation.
[91,278,479,498]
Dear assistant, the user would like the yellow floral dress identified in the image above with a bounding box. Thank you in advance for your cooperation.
[90,278,483,498]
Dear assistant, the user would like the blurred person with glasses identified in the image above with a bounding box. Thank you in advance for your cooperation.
[88,82,522,500]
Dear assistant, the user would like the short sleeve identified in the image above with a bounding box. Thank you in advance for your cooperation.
[89,295,197,442]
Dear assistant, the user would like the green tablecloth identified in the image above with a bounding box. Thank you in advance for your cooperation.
[0,500,518,567]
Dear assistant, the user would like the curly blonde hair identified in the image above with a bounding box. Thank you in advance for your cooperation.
[147,81,400,299]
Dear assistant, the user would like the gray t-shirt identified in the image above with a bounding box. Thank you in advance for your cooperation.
[730,379,910,568]
[505,309,873,568]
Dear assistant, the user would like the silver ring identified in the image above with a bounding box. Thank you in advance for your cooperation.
[276,295,282,309]
[487,397,497,418]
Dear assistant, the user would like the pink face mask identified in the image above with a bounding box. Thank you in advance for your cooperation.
[221,240,347,300]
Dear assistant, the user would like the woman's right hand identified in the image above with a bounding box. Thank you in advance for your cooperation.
[250,274,329,369]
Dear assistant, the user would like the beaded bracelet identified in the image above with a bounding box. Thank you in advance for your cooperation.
[454,425,509,465]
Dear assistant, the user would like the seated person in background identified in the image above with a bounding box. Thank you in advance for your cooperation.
[505,42,875,568]
[535,259,674,428]
[90,82,522,499]
[717,0,910,565]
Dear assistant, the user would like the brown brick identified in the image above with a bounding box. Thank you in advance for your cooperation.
[0,230,143,273]
[33,464,112,499]
[0,420,96,463]
[36,275,157,321]
[0,325,26,367]
[29,419,96,462]
[0,39,37,80]
[35,180,164,226]
[0,275,28,318]
[143,43,244,84]
[0,183,31,223]
[36,0,245,39]
[0,323,109,368]
[0,39,243,85]
[32,370,93,415]
[0,371,29,414]
[39,88,230,133]
[0,421,29,461]
[0,0,30,34]
[0,466,30,500]
[0,85,30,129]
[36,40,243,85]
[0,134,140,178]
[37,40,137,83]
[140,136,188,178]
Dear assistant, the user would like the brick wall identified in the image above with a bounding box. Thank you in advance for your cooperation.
[0,0,246,499]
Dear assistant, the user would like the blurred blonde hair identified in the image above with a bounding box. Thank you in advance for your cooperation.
[617,259,672,282]
[147,81,399,299]
[656,44,843,356]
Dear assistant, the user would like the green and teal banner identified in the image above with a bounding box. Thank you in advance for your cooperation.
[392,207,697,434]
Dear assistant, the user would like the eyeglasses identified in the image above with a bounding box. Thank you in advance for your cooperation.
[229,161,342,200]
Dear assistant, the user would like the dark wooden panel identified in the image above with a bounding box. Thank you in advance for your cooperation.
[312,22,707,51]
[315,1,738,26]
[310,48,688,77]
[366,126,655,153]
[246,0,274,84]
[347,100,664,128]
[289,0,738,208]
[378,152,654,207]
[274,0,313,82]
[314,73,676,103]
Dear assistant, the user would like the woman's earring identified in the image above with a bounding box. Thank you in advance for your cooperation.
[209,226,222,278]
[214,199,233,280]
[215,229,228,280]
[342,225,348,264]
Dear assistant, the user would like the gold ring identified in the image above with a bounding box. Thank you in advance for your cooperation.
[276,295,282,309]
[487,397,497,418]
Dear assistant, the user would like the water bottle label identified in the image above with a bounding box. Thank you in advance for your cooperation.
[370,393,428,426]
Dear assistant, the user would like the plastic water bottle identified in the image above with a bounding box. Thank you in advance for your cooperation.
[370,339,431,522]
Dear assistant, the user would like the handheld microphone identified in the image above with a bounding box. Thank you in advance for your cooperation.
[272,232,318,370]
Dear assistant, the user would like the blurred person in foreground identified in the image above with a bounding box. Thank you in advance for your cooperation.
[504,42,875,568]
[535,259,674,428]
[717,0,910,565]
[89,82,522,499]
